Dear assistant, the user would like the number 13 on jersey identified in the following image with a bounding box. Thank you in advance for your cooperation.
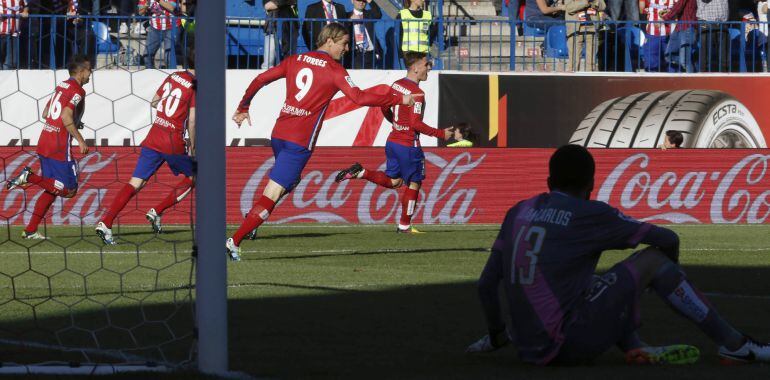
[511,226,546,285]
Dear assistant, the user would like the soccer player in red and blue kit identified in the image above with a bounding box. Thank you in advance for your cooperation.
[466,145,770,365]
[226,23,418,261]
[95,52,196,245]
[6,55,91,239]
[334,51,451,233]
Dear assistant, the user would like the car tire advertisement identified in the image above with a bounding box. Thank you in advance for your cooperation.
[438,73,770,148]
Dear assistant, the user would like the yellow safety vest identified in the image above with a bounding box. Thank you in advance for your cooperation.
[400,9,431,53]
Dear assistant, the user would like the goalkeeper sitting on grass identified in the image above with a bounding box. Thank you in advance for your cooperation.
[467,144,770,366]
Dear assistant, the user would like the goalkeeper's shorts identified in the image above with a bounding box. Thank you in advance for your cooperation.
[551,262,641,365]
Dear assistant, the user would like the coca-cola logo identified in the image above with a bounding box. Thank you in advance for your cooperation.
[1,152,115,225]
[597,153,770,224]
[240,152,485,224]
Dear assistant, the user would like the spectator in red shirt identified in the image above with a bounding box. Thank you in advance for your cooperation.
[138,0,180,69]
[640,0,677,72]
[0,0,28,69]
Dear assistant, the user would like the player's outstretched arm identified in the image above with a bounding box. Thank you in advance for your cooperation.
[639,225,680,263]
[235,60,288,125]
[409,111,449,139]
[334,70,402,108]
[61,108,89,154]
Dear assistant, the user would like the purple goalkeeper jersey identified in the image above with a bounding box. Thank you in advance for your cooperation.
[481,191,652,364]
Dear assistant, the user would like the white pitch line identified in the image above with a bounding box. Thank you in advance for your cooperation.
[5,247,770,255]
[0,338,152,363]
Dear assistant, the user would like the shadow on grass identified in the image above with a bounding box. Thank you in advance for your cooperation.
[0,265,768,379]
[246,247,491,261]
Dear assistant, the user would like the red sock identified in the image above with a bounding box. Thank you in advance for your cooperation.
[232,195,277,246]
[102,183,137,228]
[399,187,419,228]
[25,191,56,233]
[28,173,67,196]
[153,177,194,215]
[362,169,397,188]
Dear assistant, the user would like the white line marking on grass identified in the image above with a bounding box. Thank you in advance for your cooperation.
[0,338,153,363]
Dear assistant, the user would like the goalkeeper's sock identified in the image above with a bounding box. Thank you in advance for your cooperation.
[153,177,194,214]
[102,183,137,229]
[651,261,744,350]
[27,173,68,196]
[362,169,396,188]
[25,191,56,233]
[398,187,419,229]
[233,195,276,246]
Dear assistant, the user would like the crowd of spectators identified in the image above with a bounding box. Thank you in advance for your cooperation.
[519,0,768,72]
[1,0,768,71]
[0,0,195,69]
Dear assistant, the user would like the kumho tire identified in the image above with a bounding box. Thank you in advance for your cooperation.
[569,90,767,148]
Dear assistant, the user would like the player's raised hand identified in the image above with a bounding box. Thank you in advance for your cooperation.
[402,93,423,106]
[443,127,453,140]
[232,111,252,128]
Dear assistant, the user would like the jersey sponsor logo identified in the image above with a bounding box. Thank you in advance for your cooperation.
[281,103,311,117]
[392,123,410,131]
[414,102,422,114]
[344,76,356,88]
[154,115,177,129]
[42,123,60,133]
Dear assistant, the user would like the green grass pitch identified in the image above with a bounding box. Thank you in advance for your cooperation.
[0,223,769,378]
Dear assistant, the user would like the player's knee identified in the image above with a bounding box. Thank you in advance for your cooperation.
[391,178,403,188]
[628,247,677,285]
[62,189,78,198]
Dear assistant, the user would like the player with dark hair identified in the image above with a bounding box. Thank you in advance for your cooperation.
[661,130,684,149]
[95,49,196,244]
[226,22,418,261]
[466,144,770,365]
[6,55,91,239]
[447,122,474,148]
[333,51,451,233]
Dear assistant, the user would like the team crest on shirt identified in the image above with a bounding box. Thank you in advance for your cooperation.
[345,76,356,88]
[70,94,82,106]
[414,102,422,114]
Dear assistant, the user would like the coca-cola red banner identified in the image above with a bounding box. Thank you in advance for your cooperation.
[2,148,769,225]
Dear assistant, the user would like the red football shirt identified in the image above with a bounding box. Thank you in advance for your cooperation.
[237,50,402,150]
[141,71,196,155]
[37,78,85,161]
[383,77,444,147]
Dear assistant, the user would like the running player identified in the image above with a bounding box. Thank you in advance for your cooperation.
[225,23,418,261]
[6,55,91,239]
[334,51,450,233]
[466,145,770,365]
[95,50,196,244]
